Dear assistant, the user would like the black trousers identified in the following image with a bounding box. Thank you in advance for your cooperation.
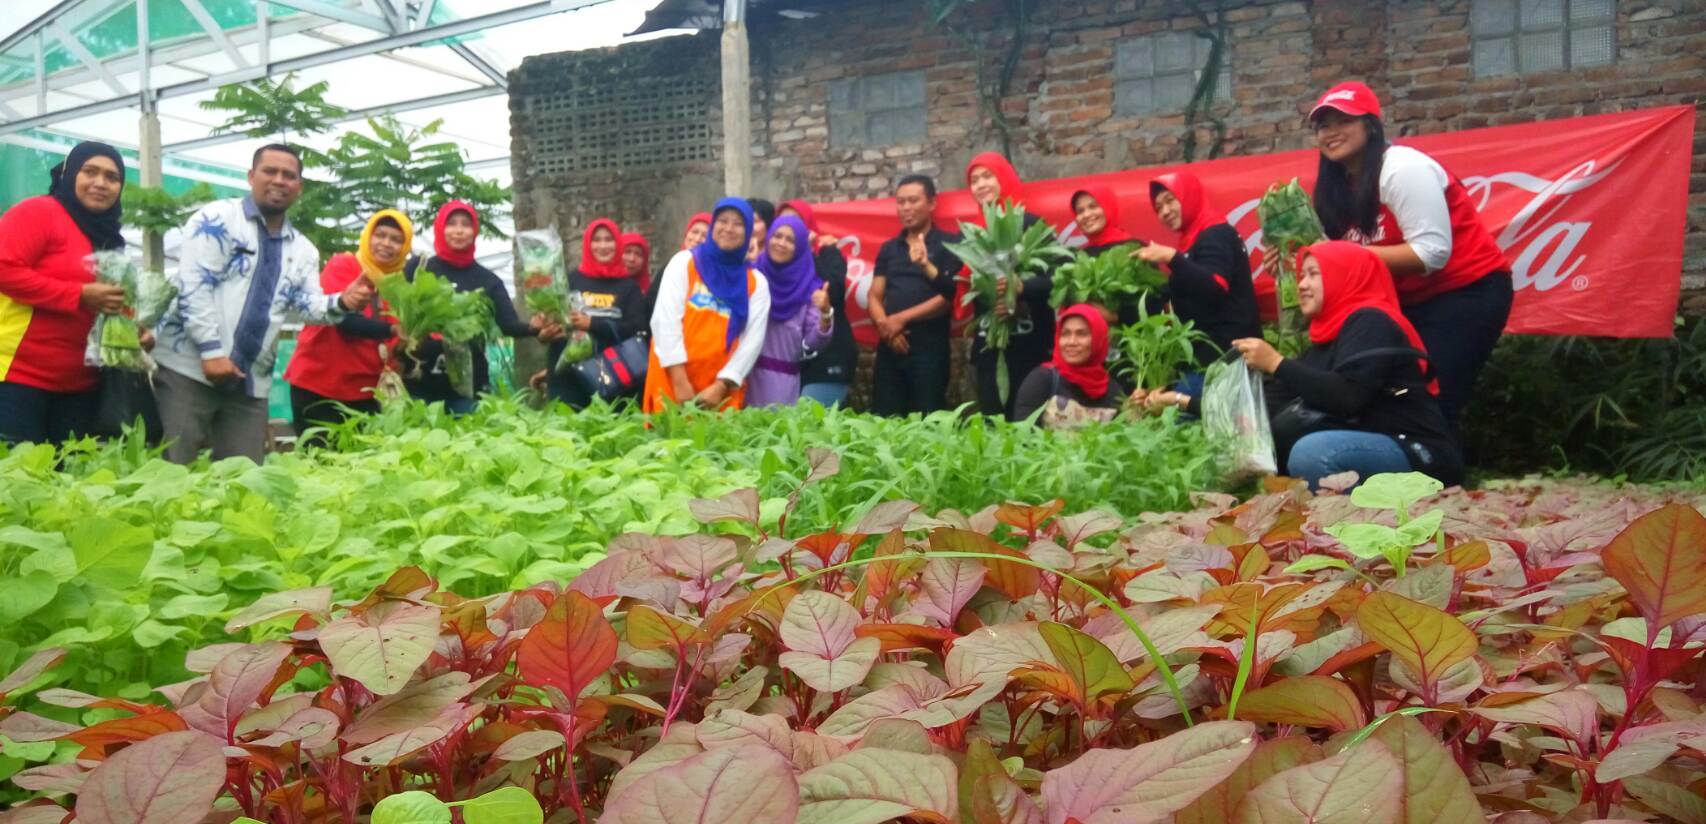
[871,338,951,417]
[289,384,381,443]
[0,381,99,445]
[1401,271,1514,431]
[974,328,1053,421]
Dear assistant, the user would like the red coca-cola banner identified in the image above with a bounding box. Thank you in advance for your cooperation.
[812,105,1695,346]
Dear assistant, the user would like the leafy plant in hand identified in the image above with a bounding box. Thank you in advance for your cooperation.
[946,201,1073,403]
[378,269,496,397]
[1049,243,1166,311]
[1257,179,1324,332]
[1111,302,1214,390]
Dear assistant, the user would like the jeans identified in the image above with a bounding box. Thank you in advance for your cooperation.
[799,381,850,408]
[0,381,99,445]
[1402,272,1513,430]
[1285,429,1413,490]
[439,396,478,416]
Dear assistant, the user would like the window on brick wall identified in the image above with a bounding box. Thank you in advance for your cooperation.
[1114,32,1230,117]
[829,70,927,148]
[1471,0,1616,77]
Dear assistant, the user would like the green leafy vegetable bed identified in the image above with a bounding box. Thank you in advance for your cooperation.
[0,399,1224,704]
[2,468,1702,823]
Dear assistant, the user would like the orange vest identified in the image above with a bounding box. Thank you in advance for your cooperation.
[642,258,756,413]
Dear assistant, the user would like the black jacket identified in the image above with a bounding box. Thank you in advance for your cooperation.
[800,245,857,385]
[1263,309,1463,485]
[1012,365,1128,425]
[400,255,533,401]
[1163,224,1262,367]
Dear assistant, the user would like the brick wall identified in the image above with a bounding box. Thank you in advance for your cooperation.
[511,0,1706,309]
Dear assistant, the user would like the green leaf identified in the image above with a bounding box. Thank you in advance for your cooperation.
[1283,555,1353,575]
[0,573,59,624]
[371,790,452,824]
[69,520,154,591]
[1348,472,1443,516]
[453,786,544,824]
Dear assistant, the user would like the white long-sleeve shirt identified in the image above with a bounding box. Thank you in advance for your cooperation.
[1370,144,1455,273]
[649,249,770,385]
[153,197,342,399]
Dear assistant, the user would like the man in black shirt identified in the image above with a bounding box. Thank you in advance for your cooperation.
[869,175,961,416]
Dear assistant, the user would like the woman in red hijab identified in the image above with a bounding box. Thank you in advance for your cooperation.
[964,151,1058,421]
[1141,241,1462,490]
[680,213,712,251]
[1068,184,1143,325]
[620,232,652,293]
[546,218,649,408]
[1012,303,1128,428]
[1136,171,1261,383]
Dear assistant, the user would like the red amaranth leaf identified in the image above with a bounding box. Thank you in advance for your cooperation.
[73,730,226,824]
[517,590,618,703]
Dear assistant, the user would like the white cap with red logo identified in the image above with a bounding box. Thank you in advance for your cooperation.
[1309,81,1383,121]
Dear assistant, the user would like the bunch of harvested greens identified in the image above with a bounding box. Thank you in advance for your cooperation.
[1049,243,1166,310]
[554,291,595,373]
[1111,302,1214,390]
[377,269,495,398]
[1256,179,1325,331]
[946,202,1073,403]
[82,251,178,372]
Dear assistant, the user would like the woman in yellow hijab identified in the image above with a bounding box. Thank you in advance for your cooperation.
[283,209,412,441]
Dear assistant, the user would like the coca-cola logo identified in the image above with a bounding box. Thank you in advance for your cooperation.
[1462,158,1620,292]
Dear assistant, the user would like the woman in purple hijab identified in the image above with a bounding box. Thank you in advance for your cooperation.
[745,214,834,406]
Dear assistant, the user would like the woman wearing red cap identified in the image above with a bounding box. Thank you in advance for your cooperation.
[1140,241,1462,490]
[1306,80,1512,430]
[965,151,1057,420]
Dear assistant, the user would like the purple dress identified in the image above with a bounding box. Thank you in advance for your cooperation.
[744,303,832,407]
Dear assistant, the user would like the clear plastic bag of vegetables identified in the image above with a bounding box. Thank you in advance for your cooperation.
[82,251,178,372]
[553,290,595,375]
[1202,353,1277,478]
[517,228,568,325]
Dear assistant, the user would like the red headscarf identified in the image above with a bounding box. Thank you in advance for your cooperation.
[579,218,626,278]
[1149,171,1227,252]
[1049,304,1112,399]
[1302,241,1436,393]
[780,199,827,250]
[1070,185,1135,247]
[620,232,652,292]
[433,201,478,269]
[681,212,713,251]
[966,152,1024,224]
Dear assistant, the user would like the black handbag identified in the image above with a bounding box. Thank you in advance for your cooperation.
[91,368,163,443]
[1269,346,1430,449]
[569,335,651,402]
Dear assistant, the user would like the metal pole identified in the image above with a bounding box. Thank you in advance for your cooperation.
[137,0,166,272]
[256,0,270,71]
[719,0,751,196]
[34,32,46,115]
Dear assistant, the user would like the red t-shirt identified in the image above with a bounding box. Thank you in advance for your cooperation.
[0,196,99,393]
[1352,145,1510,305]
[283,254,396,401]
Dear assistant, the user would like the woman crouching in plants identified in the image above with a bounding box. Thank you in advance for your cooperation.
[282,209,409,441]
[1136,171,1262,398]
[1137,241,1462,490]
[641,198,771,413]
[1013,304,1131,428]
[402,201,543,413]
